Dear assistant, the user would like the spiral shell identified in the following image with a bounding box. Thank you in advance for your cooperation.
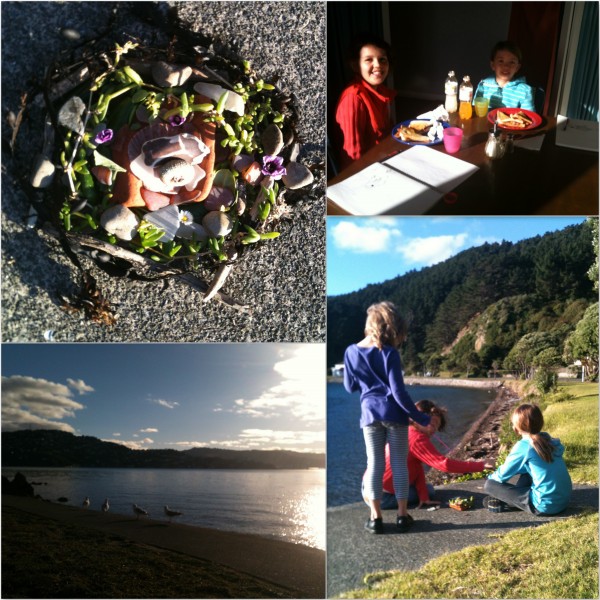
[157,159,195,187]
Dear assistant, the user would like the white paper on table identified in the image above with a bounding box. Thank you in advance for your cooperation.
[513,134,545,151]
[327,145,479,215]
[555,115,599,152]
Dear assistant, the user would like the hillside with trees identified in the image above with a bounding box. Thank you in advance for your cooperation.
[1,430,325,470]
[328,221,598,383]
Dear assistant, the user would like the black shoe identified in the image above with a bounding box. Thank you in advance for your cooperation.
[396,514,414,532]
[365,517,383,534]
[483,496,509,512]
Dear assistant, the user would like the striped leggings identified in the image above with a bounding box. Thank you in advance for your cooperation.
[363,421,409,501]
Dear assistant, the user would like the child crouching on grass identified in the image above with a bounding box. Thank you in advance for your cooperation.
[484,403,572,515]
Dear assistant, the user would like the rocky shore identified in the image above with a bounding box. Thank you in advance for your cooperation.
[427,383,522,486]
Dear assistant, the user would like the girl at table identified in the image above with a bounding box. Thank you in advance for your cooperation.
[362,400,495,509]
[474,41,535,111]
[484,403,572,515]
[344,301,433,534]
[334,33,397,169]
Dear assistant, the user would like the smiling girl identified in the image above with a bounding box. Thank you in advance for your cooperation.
[334,33,396,169]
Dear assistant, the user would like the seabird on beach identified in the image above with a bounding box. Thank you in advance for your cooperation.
[164,505,183,522]
[83,497,90,509]
[102,498,109,512]
[133,503,149,519]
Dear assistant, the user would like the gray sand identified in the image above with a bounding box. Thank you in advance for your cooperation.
[1,1,325,342]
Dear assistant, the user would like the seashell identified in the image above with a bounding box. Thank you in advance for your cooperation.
[193,82,245,116]
[281,161,314,189]
[142,205,180,242]
[202,211,233,237]
[140,188,171,211]
[261,123,284,156]
[128,122,171,163]
[151,61,193,87]
[157,158,196,187]
[91,165,113,186]
[176,222,208,241]
[100,205,140,241]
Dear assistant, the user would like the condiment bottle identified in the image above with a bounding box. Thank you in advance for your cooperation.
[444,71,458,114]
[484,129,506,159]
[459,76,473,120]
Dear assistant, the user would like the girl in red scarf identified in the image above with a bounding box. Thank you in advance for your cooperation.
[335,34,396,169]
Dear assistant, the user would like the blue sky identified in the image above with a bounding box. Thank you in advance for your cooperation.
[2,344,325,453]
[328,217,589,296]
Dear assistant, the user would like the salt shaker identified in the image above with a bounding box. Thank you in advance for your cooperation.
[484,129,506,160]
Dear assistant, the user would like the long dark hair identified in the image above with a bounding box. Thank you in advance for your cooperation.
[512,404,554,463]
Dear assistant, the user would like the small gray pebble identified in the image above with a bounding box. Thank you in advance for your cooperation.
[202,211,233,237]
[261,123,284,156]
[30,155,55,188]
[282,161,314,189]
[152,61,193,87]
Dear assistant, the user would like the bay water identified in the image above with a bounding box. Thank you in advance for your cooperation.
[2,467,325,550]
[327,382,495,506]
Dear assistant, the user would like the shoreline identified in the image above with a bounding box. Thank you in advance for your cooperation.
[2,494,325,598]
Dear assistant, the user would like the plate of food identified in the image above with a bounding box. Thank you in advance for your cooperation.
[488,108,542,130]
[392,119,449,145]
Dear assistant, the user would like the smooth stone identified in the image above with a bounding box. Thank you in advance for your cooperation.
[281,161,314,189]
[100,205,140,241]
[58,96,86,133]
[142,204,181,242]
[60,28,81,41]
[176,222,209,241]
[231,154,254,173]
[261,123,284,156]
[204,186,235,211]
[151,61,193,87]
[202,211,233,237]
[30,155,55,188]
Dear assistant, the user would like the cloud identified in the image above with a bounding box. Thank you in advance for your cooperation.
[398,233,469,266]
[140,427,158,433]
[330,220,401,253]
[112,433,121,437]
[232,346,325,423]
[150,398,180,409]
[102,438,153,450]
[66,378,94,395]
[1,375,86,433]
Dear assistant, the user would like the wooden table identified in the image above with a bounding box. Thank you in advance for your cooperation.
[327,115,599,216]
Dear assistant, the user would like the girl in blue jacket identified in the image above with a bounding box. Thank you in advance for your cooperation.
[344,301,433,534]
[484,403,572,515]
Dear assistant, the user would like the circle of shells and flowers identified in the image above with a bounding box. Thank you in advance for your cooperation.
[53,41,313,301]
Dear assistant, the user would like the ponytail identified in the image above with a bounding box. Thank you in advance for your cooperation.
[530,432,554,463]
[512,404,555,463]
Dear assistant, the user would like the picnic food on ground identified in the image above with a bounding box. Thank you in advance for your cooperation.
[496,110,534,128]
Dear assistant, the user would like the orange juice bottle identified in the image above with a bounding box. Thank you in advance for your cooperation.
[459,75,473,120]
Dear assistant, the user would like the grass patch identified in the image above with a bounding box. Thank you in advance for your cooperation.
[1,506,293,598]
[342,512,598,599]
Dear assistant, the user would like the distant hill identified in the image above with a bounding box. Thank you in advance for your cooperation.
[1,430,325,470]
[328,222,596,376]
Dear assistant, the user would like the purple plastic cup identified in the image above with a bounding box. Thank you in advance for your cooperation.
[443,127,463,154]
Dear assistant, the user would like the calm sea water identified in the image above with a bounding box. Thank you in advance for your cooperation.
[327,382,495,507]
[2,467,325,550]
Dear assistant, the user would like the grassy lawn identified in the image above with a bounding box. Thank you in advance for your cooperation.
[340,381,598,599]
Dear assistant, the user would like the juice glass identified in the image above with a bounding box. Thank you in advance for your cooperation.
[474,97,490,117]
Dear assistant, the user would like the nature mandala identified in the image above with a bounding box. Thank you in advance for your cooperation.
[32,32,315,322]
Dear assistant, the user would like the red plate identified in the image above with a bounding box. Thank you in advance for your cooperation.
[487,108,542,131]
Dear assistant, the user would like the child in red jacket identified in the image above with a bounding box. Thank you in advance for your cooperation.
[334,33,396,169]
[363,400,495,509]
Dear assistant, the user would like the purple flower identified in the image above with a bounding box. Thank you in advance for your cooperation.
[169,115,186,127]
[261,155,286,180]
[94,128,113,145]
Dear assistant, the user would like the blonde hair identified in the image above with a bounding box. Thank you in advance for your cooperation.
[364,301,407,350]
[512,404,554,463]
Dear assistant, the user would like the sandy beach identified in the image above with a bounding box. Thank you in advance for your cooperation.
[2,495,325,598]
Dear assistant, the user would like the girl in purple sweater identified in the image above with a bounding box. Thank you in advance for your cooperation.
[344,301,433,534]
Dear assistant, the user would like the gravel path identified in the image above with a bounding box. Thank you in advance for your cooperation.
[1,1,325,342]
